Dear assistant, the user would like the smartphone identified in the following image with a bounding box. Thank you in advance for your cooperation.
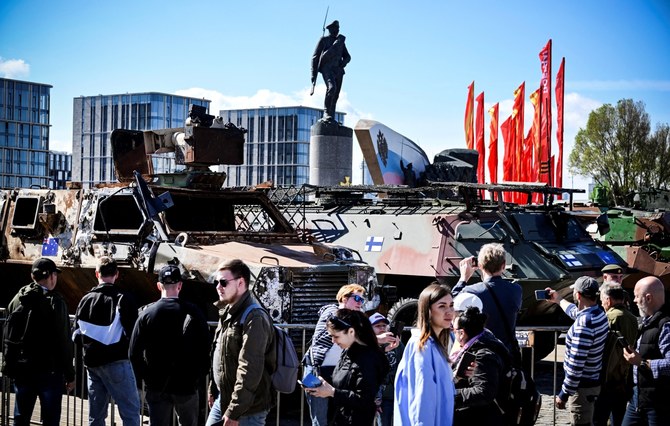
[298,372,322,388]
[535,290,550,300]
[616,335,629,349]
[390,320,405,337]
[455,351,476,377]
[471,256,478,267]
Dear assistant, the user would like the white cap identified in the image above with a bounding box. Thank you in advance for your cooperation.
[453,293,483,312]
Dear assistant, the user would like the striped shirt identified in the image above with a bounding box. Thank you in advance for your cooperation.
[307,304,338,367]
[559,304,609,400]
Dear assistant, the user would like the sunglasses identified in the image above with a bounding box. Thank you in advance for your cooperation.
[328,314,353,329]
[345,293,366,304]
[213,277,239,287]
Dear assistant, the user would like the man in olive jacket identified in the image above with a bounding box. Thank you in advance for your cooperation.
[206,259,276,426]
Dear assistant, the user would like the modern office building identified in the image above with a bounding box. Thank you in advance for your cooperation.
[0,77,52,189]
[219,106,345,187]
[72,92,210,187]
[49,151,72,189]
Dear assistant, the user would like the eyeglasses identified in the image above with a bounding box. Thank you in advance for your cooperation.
[345,293,366,304]
[328,314,353,330]
[213,277,239,287]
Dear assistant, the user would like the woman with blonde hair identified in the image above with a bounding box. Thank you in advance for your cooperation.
[394,283,455,425]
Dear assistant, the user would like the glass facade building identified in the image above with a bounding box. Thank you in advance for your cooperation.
[49,151,72,189]
[72,93,210,187]
[219,106,344,187]
[0,78,52,189]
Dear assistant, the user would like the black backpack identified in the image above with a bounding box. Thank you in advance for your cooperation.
[496,365,542,425]
[2,289,55,378]
[483,281,541,425]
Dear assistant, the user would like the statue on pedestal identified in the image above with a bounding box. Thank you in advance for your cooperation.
[311,20,351,123]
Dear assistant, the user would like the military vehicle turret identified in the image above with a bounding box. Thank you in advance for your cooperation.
[0,106,379,330]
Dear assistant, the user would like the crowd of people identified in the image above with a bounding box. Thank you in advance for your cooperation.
[2,242,670,425]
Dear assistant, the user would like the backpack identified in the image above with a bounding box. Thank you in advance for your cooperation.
[2,290,55,378]
[240,303,299,394]
[496,366,542,426]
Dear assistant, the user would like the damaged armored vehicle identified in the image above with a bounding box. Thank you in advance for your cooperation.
[0,106,378,329]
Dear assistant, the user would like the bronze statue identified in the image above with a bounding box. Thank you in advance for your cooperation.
[311,20,351,123]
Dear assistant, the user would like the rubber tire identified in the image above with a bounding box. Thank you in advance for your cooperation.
[387,298,419,343]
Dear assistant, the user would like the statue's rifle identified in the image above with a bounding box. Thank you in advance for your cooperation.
[310,6,329,96]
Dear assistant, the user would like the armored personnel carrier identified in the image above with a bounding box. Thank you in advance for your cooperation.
[271,120,626,357]
[0,106,379,329]
[587,188,670,289]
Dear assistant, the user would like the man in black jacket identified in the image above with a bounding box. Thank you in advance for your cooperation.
[130,265,211,426]
[622,276,670,425]
[73,256,140,426]
[4,258,75,426]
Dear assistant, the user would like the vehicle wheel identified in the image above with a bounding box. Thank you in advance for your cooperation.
[387,298,418,343]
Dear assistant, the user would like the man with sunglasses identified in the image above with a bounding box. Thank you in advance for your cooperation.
[206,259,276,426]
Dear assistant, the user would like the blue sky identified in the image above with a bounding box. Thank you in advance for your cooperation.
[1,0,669,195]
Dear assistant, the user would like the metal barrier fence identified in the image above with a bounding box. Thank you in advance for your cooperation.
[0,315,569,426]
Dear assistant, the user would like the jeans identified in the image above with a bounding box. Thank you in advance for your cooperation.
[87,359,140,426]
[380,398,394,426]
[205,395,268,426]
[622,386,670,426]
[146,390,199,426]
[304,364,333,426]
[13,372,64,426]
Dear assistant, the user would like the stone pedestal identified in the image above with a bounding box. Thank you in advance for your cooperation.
[309,121,353,186]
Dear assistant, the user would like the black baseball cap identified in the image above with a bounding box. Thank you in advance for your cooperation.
[31,258,61,280]
[159,265,182,284]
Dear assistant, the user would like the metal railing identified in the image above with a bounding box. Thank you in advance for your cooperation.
[0,315,569,426]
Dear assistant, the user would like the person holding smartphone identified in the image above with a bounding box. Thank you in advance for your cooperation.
[305,309,389,426]
[450,306,509,425]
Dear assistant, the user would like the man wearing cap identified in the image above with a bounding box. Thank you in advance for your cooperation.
[4,258,75,426]
[311,19,351,122]
[130,265,210,426]
[602,264,624,286]
[621,276,670,425]
[593,283,638,426]
[72,256,140,426]
[370,313,404,426]
[546,277,609,425]
[206,259,276,426]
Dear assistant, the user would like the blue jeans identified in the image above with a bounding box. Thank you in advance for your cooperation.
[87,359,140,426]
[306,391,329,426]
[205,395,269,426]
[146,390,199,426]
[13,372,64,426]
[622,386,670,426]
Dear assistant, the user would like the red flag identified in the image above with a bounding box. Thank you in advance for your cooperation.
[539,39,552,185]
[475,92,485,183]
[464,81,475,149]
[529,87,542,203]
[512,83,525,181]
[487,103,499,184]
[501,115,514,202]
[555,57,565,194]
